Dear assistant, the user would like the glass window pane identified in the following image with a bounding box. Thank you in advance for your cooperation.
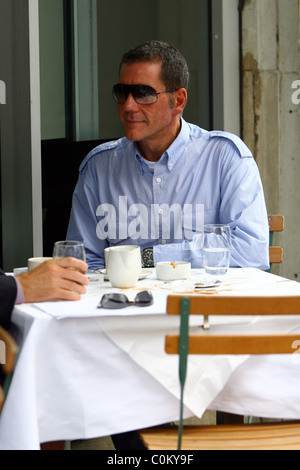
[39,0,66,140]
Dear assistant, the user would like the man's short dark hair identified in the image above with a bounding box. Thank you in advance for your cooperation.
[120,40,190,91]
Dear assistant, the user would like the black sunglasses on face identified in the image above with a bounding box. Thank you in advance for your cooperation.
[98,290,154,309]
[112,84,179,105]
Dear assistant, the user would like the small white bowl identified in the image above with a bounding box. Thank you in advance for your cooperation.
[156,261,191,281]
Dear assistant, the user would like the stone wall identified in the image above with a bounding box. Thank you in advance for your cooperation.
[242,0,300,280]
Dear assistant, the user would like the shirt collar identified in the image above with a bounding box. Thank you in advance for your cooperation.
[134,118,190,173]
[164,118,190,171]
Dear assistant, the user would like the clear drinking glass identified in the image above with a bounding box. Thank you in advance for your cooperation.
[53,241,86,272]
[201,225,231,276]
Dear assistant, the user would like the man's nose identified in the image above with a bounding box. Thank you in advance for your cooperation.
[122,93,139,109]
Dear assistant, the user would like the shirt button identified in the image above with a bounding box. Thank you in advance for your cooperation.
[158,209,163,215]
[161,240,167,245]
[156,177,162,183]
[168,162,173,169]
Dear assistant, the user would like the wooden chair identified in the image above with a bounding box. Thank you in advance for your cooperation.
[0,326,18,415]
[268,214,284,271]
[138,295,300,450]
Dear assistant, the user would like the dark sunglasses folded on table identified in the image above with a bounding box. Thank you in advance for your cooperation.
[98,290,154,309]
[112,84,179,105]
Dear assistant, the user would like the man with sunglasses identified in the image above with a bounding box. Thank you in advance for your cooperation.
[67,40,269,272]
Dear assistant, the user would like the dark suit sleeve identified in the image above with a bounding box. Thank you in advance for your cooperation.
[0,269,17,329]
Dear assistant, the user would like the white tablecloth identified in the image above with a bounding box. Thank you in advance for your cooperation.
[0,268,300,450]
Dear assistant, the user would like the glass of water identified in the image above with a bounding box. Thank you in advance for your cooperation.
[202,225,231,276]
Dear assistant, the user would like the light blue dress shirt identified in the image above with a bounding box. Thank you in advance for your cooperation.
[67,119,269,270]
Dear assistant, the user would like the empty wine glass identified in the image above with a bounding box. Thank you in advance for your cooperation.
[53,241,86,272]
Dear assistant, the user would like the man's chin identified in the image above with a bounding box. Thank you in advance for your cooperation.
[125,134,137,142]
[124,130,143,142]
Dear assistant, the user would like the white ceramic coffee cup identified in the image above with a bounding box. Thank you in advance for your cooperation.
[106,246,141,288]
[28,257,53,271]
[104,247,111,270]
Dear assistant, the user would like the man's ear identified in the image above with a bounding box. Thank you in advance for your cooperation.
[173,88,188,116]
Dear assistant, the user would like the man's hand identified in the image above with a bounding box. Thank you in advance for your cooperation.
[16,258,89,303]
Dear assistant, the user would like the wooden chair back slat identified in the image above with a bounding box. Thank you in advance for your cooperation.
[166,334,300,355]
[268,214,284,232]
[166,295,300,317]
[269,246,283,264]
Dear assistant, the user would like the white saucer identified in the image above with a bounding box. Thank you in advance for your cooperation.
[100,269,152,281]
[161,278,222,293]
